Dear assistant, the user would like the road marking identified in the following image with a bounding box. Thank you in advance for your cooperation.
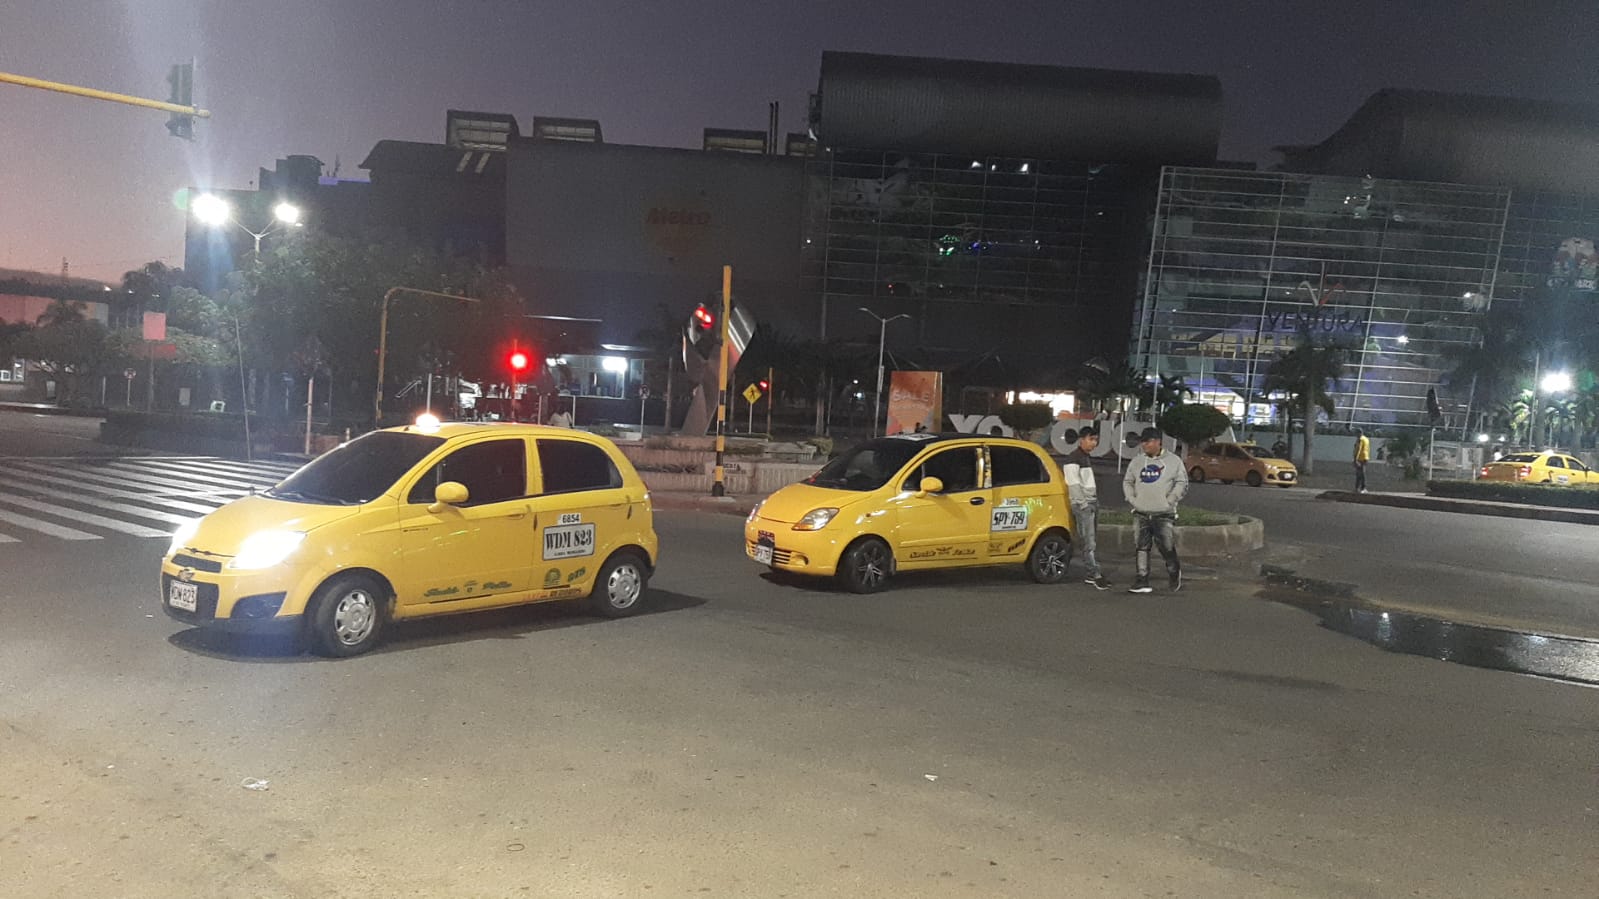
[0,494,170,538]
[102,461,267,490]
[0,487,193,527]
[0,466,225,515]
[129,458,285,485]
[5,462,245,501]
[0,507,101,540]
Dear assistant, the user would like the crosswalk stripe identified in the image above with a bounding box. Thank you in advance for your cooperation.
[130,458,285,485]
[0,494,170,538]
[6,462,245,501]
[57,464,251,497]
[0,506,101,540]
[0,532,17,543]
[102,461,265,490]
[153,455,303,474]
[0,487,194,527]
[0,467,224,515]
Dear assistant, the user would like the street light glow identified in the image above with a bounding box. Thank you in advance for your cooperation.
[601,355,628,373]
[192,192,231,226]
[1541,371,1573,393]
[273,202,302,225]
[1395,334,1409,346]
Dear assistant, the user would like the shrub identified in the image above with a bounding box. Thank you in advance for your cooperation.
[103,409,245,441]
[1158,402,1230,449]
[805,436,834,457]
[1427,479,1599,510]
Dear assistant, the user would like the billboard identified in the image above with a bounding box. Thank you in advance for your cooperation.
[885,371,943,435]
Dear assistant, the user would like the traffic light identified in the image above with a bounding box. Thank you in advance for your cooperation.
[757,378,770,392]
[508,350,530,373]
[685,303,717,360]
[165,62,194,140]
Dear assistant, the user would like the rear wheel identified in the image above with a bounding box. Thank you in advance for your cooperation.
[307,573,387,657]
[1246,470,1263,487]
[838,537,893,594]
[587,552,650,618]
[1026,530,1072,584]
[1189,466,1206,483]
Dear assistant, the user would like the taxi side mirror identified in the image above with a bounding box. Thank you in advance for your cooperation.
[916,476,944,497]
[428,480,470,513]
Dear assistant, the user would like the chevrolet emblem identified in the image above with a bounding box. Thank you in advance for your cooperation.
[178,568,196,582]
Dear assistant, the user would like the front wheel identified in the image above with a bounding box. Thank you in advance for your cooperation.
[1246,471,1263,487]
[838,537,893,594]
[307,573,387,657]
[1189,466,1206,484]
[1027,531,1072,584]
[587,552,650,618]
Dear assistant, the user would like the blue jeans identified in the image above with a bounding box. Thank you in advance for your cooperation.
[1070,503,1101,578]
[1134,512,1180,582]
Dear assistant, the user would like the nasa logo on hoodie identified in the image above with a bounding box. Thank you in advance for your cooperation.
[1139,462,1164,484]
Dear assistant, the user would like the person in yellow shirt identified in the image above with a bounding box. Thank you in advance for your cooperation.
[1353,429,1371,493]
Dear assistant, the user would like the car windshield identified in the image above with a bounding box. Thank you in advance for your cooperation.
[1498,453,1540,463]
[806,438,928,491]
[266,431,445,505]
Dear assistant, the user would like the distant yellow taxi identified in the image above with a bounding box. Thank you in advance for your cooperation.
[1185,441,1298,488]
[1479,451,1599,486]
[160,422,658,656]
[743,434,1075,592]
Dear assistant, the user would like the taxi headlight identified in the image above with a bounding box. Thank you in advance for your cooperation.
[168,518,201,556]
[228,530,306,570]
[747,500,765,524]
[792,507,839,531]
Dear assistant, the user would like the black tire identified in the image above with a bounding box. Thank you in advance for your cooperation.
[1246,470,1263,487]
[1027,530,1072,584]
[587,551,650,618]
[307,572,387,657]
[1189,466,1206,484]
[838,537,893,594]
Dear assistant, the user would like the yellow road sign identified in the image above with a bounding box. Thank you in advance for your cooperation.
[742,384,763,404]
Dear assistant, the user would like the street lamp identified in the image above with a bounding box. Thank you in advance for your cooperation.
[192,192,304,258]
[1540,371,1573,394]
[859,307,910,437]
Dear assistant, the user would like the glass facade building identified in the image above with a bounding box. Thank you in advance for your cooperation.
[1133,167,1512,432]
[802,149,1152,379]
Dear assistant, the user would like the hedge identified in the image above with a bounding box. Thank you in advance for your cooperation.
[1426,479,1599,511]
[103,409,246,441]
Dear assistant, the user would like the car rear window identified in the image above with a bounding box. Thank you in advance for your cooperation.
[1499,454,1539,463]
[990,445,1048,487]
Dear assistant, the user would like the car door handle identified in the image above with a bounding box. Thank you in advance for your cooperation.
[969,497,986,506]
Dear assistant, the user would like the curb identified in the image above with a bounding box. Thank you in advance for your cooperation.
[1318,490,1599,526]
[1099,516,1264,555]
[649,492,758,516]
[0,402,106,417]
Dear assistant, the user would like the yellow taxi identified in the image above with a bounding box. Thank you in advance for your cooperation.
[743,434,1075,592]
[1185,441,1298,488]
[1479,451,1599,486]
[160,421,658,656]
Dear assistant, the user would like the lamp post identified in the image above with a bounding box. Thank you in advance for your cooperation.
[192,193,303,260]
[859,307,909,437]
[1540,369,1573,448]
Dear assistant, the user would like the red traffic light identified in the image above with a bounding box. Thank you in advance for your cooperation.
[693,305,715,330]
[757,379,770,391]
[508,350,530,372]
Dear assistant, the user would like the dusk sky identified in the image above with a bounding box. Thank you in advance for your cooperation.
[3,1,1596,283]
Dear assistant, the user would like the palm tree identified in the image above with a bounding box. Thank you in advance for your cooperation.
[1262,339,1346,474]
[1080,360,1146,415]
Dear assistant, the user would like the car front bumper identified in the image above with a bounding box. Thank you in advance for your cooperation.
[158,552,310,634]
[743,518,854,577]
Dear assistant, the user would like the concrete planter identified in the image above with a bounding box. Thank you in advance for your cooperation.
[1098,515,1264,555]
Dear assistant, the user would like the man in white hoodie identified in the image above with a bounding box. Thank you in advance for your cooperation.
[1122,427,1188,594]
[1060,426,1111,590]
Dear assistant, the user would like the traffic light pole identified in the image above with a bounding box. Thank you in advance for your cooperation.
[713,266,732,497]
[0,70,211,118]
[765,367,774,437]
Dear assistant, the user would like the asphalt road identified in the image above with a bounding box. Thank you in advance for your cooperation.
[0,408,128,457]
[1172,474,1599,637]
[2,457,1596,896]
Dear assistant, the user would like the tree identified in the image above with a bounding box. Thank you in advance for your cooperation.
[1262,338,1346,474]
[1079,360,1146,415]
[997,402,1055,440]
[10,316,109,404]
[1158,402,1230,453]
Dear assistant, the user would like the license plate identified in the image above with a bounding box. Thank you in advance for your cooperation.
[168,580,198,612]
[754,535,775,565]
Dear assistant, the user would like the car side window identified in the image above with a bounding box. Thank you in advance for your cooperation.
[990,445,1048,487]
[1547,456,1566,469]
[905,447,981,493]
[1226,446,1247,459]
[537,439,623,494]
[406,438,527,506]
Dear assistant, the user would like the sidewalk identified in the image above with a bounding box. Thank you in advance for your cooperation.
[649,491,759,516]
[0,401,104,417]
[1318,488,1599,526]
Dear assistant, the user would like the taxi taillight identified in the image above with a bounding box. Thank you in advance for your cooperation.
[1518,465,1533,479]
[1479,466,1490,478]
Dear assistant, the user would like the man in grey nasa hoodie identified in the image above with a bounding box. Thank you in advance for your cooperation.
[1122,426,1188,594]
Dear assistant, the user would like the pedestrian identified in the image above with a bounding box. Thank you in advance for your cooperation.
[548,406,574,429]
[1061,427,1111,590]
[1353,428,1370,493]
[1123,427,1188,594]
[1271,438,1289,459]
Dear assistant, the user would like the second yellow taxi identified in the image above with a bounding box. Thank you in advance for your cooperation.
[1478,451,1599,485]
[744,434,1076,592]
[1185,440,1298,487]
